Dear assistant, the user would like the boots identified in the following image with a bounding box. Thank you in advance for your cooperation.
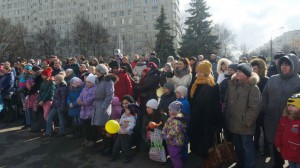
[101,137,114,156]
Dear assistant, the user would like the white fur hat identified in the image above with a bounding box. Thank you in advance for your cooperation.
[176,86,188,98]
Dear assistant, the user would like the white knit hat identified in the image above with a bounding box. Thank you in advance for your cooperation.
[176,86,188,98]
[146,99,158,110]
[86,74,97,85]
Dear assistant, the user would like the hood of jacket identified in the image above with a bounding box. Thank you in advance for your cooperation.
[112,97,121,106]
[250,58,267,77]
[277,54,299,79]
[217,58,232,75]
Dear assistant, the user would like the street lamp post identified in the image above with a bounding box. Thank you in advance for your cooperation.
[270,27,284,61]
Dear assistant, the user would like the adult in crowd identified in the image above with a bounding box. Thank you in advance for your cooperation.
[132,58,147,79]
[79,64,89,81]
[188,57,198,80]
[250,58,270,156]
[160,63,174,86]
[120,55,133,76]
[0,65,15,123]
[109,61,133,100]
[148,52,160,68]
[65,69,76,86]
[134,62,160,113]
[197,55,204,62]
[209,54,218,81]
[90,57,99,67]
[216,58,232,84]
[52,60,64,77]
[167,58,192,89]
[91,64,117,148]
[225,63,261,168]
[267,52,285,77]
[189,61,221,158]
[131,54,140,69]
[5,61,16,78]
[69,58,80,77]
[262,53,300,168]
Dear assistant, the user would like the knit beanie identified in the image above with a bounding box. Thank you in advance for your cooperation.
[288,93,300,109]
[86,74,97,85]
[96,64,109,75]
[274,53,285,60]
[70,77,82,87]
[32,65,41,72]
[197,60,212,76]
[147,62,158,69]
[24,64,32,71]
[163,82,174,92]
[237,63,252,77]
[228,63,238,72]
[168,101,183,114]
[176,86,188,98]
[146,99,158,110]
[109,61,120,69]
[41,67,53,78]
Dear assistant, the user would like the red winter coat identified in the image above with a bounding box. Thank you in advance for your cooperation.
[275,116,300,162]
[114,70,132,99]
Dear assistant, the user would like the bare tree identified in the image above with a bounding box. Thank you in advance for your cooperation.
[142,33,155,54]
[212,24,236,57]
[0,18,15,60]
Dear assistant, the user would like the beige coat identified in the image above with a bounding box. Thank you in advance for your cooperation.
[225,73,261,134]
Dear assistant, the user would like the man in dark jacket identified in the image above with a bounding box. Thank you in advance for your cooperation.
[148,52,160,68]
[52,60,64,77]
[158,83,176,113]
[267,53,285,77]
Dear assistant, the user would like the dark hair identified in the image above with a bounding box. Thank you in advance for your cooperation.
[151,109,164,123]
[178,57,190,66]
[121,95,135,104]
[280,57,292,66]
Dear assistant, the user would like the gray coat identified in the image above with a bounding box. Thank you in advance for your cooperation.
[91,74,117,126]
[262,54,300,143]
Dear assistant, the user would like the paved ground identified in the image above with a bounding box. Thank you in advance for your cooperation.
[0,120,288,168]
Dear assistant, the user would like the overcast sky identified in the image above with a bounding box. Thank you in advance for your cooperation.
[179,0,300,51]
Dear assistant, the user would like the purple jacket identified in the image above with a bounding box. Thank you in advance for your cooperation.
[52,82,68,110]
[111,97,122,120]
[77,85,96,119]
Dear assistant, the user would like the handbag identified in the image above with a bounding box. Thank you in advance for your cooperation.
[148,128,167,163]
[201,132,237,168]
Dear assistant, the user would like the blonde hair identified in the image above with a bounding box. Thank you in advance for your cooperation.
[55,74,64,82]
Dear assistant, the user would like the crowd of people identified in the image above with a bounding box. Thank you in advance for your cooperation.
[0,51,300,168]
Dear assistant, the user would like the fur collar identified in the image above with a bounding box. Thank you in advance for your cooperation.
[231,72,259,85]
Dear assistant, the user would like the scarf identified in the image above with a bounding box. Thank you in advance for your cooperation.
[174,66,190,78]
[190,75,215,98]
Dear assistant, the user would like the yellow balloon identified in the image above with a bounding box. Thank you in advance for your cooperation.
[156,87,164,98]
[105,120,120,134]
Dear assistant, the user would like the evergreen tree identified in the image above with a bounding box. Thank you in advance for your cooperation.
[180,0,219,57]
[154,6,176,64]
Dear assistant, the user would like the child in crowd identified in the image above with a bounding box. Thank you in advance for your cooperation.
[142,99,167,149]
[112,103,139,163]
[67,77,84,138]
[38,67,55,122]
[77,74,96,147]
[23,79,38,130]
[158,83,176,114]
[162,101,186,168]
[111,97,123,120]
[88,66,96,75]
[175,86,190,161]
[275,93,300,168]
[44,75,68,137]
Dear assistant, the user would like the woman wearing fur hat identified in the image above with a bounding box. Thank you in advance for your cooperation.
[262,54,300,168]
[167,58,192,89]
[225,63,261,168]
[250,58,270,156]
[90,64,118,152]
[216,58,232,84]
[189,61,221,158]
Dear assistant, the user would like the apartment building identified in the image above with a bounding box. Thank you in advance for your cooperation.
[0,0,180,56]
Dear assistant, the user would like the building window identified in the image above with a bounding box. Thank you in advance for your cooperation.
[120,11,124,16]
[102,5,105,9]
[128,9,132,15]
[111,12,116,17]
[152,6,158,12]
[121,19,125,24]
[128,18,132,24]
